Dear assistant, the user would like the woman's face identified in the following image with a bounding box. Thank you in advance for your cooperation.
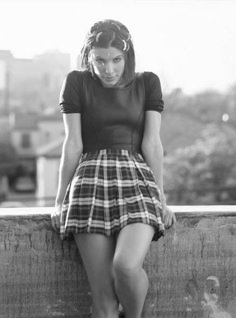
[89,46,125,87]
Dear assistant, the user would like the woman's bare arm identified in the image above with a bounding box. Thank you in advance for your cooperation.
[55,113,83,205]
[141,111,176,228]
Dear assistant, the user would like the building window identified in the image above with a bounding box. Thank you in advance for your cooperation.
[21,133,31,148]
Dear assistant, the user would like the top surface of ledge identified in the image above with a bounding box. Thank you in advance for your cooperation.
[0,206,236,217]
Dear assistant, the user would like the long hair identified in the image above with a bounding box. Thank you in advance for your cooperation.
[80,19,135,85]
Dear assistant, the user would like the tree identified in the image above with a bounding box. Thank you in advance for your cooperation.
[164,123,236,204]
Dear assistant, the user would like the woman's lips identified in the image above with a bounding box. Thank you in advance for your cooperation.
[103,76,116,82]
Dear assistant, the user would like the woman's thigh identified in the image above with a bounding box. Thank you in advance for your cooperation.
[74,233,117,294]
[114,223,155,270]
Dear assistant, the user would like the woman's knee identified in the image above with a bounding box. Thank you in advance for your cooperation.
[113,224,153,279]
[113,254,142,280]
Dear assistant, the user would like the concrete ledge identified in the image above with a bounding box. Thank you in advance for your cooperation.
[0,206,236,317]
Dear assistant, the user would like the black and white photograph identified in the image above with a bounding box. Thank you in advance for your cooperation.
[0,0,236,317]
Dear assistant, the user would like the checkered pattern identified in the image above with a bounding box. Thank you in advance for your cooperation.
[60,149,165,241]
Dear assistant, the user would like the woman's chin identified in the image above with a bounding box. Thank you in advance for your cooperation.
[99,75,121,87]
[101,80,118,87]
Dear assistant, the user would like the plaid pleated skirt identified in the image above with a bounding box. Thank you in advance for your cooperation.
[60,149,165,241]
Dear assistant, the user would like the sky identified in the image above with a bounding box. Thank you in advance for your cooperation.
[0,0,236,94]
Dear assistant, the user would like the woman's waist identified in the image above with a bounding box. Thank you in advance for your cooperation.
[82,143,141,154]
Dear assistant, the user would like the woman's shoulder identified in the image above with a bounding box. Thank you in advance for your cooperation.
[142,71,161,83]
[65,69,91,82]
[134,71,161,85]
[138,72,162,93]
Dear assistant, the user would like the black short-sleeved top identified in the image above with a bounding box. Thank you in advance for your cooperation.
[59,70,164,153]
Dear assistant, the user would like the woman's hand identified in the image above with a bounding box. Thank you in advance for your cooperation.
[51,204,62,232]
[161,205,176,229]
[160,194,176,229]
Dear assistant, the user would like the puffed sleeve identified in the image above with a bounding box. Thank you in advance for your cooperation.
[59,71,83,113]
[143,72,164,113]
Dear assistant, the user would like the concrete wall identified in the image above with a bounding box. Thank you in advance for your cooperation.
[0,206,236,318]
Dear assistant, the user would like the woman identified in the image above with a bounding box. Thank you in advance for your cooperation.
[51,19,176,318]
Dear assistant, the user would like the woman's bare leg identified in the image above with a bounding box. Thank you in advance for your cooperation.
[113,223,154,318]
[74,233,119,318]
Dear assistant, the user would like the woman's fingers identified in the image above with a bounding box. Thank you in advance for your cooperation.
[162,206,176,229]
[51,209,61,232]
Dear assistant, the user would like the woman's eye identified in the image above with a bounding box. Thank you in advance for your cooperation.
[114,57,121,63]
[96,59,104,65]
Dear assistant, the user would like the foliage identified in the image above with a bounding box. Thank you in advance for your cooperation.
[164,123,236,204]
[164,86,236,128]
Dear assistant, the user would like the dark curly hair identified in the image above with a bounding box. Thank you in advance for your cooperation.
[80,19,135,85]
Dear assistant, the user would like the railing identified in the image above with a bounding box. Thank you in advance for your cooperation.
[0,206,236,318]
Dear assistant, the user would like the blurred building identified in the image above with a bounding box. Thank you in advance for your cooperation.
[6,112,63,197]
[0,49,68,202]
[0,50,12,115]
[10,111,64,158]
[36,138,63,206]
[0,116,11,143]
[0,49,71,114]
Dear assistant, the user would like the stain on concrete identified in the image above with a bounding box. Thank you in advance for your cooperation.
[184,275,234,318]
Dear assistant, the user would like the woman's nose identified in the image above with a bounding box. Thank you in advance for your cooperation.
[105,62,114,74]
